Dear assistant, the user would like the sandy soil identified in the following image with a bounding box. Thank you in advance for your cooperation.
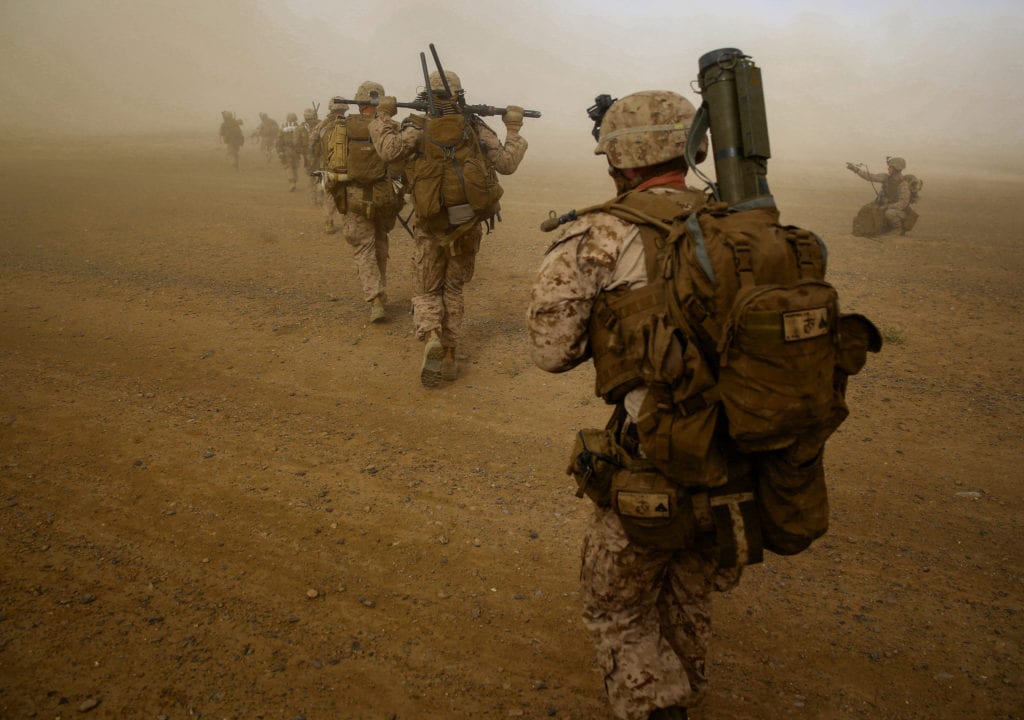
[0,134,1021,720]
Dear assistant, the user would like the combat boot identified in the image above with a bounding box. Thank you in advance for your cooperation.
[324,218,337,235]
[370,296,387,324]
[441,347,458,381]
[420,331,444,388]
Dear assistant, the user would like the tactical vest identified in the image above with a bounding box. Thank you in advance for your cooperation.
[881,174,905,204]
[588,189,705,403]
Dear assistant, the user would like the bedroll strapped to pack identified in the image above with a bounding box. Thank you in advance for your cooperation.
[406,113,503,234]
[580,191,881,556]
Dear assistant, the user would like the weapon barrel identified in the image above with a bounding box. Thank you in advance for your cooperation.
[464,105,541,118]
[429,43,453,98]
[420,52,438,117]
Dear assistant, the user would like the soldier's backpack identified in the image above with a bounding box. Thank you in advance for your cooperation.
[279,121,298,150]
[905,174,923,204]
[324,115,387,186]
[405,113,503,232]
[324,118,348,174]
[589,192,881,557]
[852,201,884,237]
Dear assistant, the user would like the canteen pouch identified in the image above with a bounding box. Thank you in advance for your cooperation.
[566,429,623,507]
[754,445,829,555]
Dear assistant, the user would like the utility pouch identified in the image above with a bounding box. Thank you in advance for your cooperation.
[691,476,763,568]
[754,445,829,555]
[566,429,623,507]
[447,203,476,226]
[610,468,695,550]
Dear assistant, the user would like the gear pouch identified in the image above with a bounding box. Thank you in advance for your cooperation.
[566,429,623,507]
[611,469,695,550]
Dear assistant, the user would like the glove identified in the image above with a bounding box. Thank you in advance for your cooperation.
[503,105,524,133]
[846,162,857,172]
[377,96,397,119]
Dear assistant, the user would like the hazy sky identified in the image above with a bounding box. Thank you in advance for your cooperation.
[2,0,1022,172]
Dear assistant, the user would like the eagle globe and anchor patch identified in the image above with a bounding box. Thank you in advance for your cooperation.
[616,490,672,519]
[782,306,830,341]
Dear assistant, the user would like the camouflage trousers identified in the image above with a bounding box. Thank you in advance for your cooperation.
[340,211,389,303]
[411,225,481,348]
[883,207,906,232]
[280,153,299,188]
[224,144,241,170]
[581,507,741,720]
[308,168,323,206]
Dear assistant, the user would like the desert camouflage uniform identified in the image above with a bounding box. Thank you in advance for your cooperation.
[527,190,740,720]
[275,115,302,191]
[298,112,321,206]
[370,111,527,349]
[253,113,279,163]
[311,112,344,232]
[851,166,911,232]
[218,112,244,170]
[337,179,393,305]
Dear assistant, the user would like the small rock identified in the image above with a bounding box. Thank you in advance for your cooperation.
[202,450,214,459]
[306,589,319,599]
[78,697,100,712]
[80,594,96,605]
[956,491,982,499]
[357,596,375,608]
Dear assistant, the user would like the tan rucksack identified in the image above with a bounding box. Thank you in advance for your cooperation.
[595,193,881,555]
[406,113,503,232]
[323,118,348,174]
[323,115,387,186]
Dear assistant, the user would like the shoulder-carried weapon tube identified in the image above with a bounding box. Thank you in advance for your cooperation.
[686,47,772,206]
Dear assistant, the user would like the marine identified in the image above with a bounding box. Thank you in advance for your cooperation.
[370,69,529,386]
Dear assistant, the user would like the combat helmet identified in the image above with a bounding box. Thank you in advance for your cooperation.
[286,112,298,122]
[595,91,707,170]
[303,108,317,121]
[355,81,385,104]
[428,70,462,97]
[886,156,907,171]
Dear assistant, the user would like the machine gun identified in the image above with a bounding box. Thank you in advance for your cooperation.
[335,42,541,120]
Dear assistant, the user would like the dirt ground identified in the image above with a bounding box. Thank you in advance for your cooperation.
[1,133,1021,720]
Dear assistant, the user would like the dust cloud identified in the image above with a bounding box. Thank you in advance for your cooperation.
[1,0,1022,176]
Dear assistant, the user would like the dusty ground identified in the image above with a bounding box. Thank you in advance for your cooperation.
[0,134,1021,720]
